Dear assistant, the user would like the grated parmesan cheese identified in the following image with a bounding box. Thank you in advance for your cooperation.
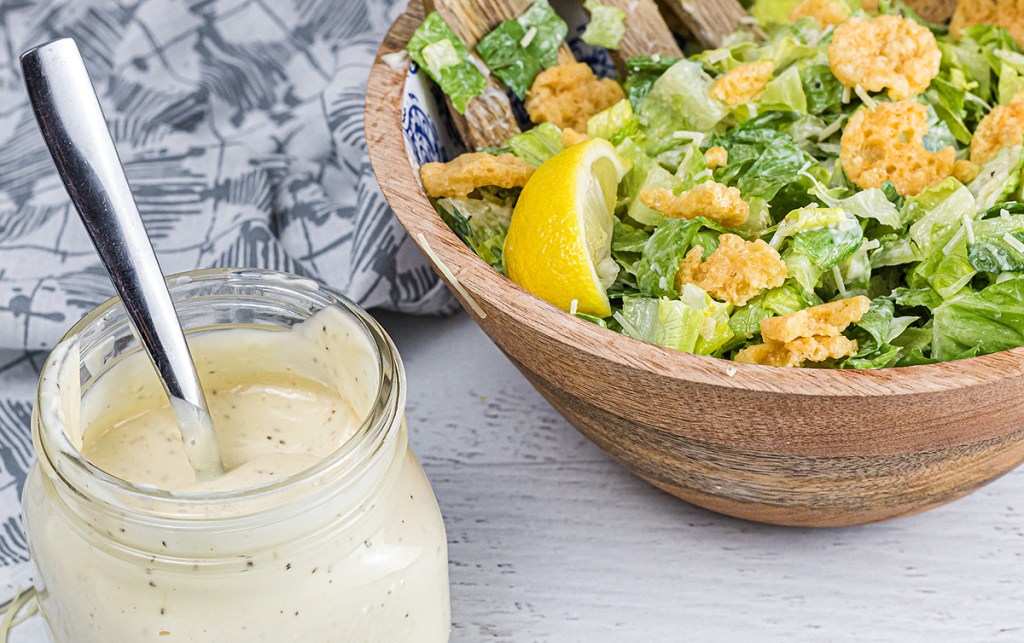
[832,265,847,295]
[520,27,538,48]
[942,225,965,255]
[416,233,487,319]
[672,131,705,146]
[467,54,490,78]
[854,84,877,109]
[1004,232,1024,254]
[963,215,976,244]
[817,114,849,141]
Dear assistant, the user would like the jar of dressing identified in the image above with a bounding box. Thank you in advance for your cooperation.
[21,268,450,642]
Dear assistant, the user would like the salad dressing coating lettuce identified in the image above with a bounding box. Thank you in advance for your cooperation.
[476,0,568,99]
[581,0,627,50]
[416,2,1024,367]
[408,12,486,113]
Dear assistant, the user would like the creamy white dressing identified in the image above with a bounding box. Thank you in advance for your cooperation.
[23,304,451,642]
[79,321,363,493]
[66,306,375,493]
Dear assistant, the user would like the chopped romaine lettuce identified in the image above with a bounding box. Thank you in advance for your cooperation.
[476,20,541,99]
[581,0,627,50]
[617,138,682,226]
[421,9,1024,368]
[476,0,568,99]
[509,123,565,166]
[803,65,845,116]
[624,55,683,109]
[435,197,512,271]
[635,218,705,298]
[757,66,808,114]
[907,178,977,258]
[588,99,638,143]
[770,207,847,248]
[969,145,1024,212]
[517,0,568,68]
[709,111,825,209]
[933,277,1024,361]
[618,286,733,354]
[749,0,803,26]
[783,217,863,293]
[638,60,728,154]
[408,12,486,113]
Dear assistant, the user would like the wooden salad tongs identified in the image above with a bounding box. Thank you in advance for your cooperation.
[425,0,749,150]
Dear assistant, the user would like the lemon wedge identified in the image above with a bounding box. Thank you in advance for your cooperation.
[504,139,628,318]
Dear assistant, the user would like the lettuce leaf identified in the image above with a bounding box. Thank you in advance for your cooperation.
[969,145,1024,212]
[476,1,568,99]
[616,138,682,226]
[933,277,1024,361]
[638,60,728,154]
[435,197,512,271]
[757,66,807,114]
[803,65,845,115]
[582,0,626,50]
[408,13,487,113]
[509,123,564,166]
[624,55,682,109]
[588,99,638,143]
[907,178,977,258]
[783,218,864,293]
[635,219,705,297]
[709,111,824,208]
[476,20,542,100]
[802,170,902,229]
[517,0,568,68]
[618,287,733,354]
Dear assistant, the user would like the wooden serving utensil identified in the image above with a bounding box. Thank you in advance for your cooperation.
[422,0,526,149]
[910,0,956,24]
[426,0,685,149]
[657,0,748,49]
[588,0,683,62]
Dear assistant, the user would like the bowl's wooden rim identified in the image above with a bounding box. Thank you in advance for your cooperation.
[365,0,1024,398]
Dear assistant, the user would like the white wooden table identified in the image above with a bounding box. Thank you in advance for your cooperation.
[12,311,1024,641]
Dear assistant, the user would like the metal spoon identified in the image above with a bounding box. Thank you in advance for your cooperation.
[20,38,225,479]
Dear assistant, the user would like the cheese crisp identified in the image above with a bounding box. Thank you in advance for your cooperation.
[525,63,625,132]
[676,234,788,306]
[420,153,535,199]
[840,101,955,196]
[640,182,749,228]
[828,16,941,100]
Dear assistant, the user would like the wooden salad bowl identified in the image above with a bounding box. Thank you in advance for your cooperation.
[365,0,1024,527]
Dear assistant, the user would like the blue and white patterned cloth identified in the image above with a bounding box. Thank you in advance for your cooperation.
[0,0,459,595]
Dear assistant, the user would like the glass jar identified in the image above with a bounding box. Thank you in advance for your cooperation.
[21,268,450,642]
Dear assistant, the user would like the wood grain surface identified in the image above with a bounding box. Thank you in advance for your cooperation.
[659,0,748,48]
[912,0,957,23]
[417,0,523,150]
[582,0,682,63]
[365,0,1024,527]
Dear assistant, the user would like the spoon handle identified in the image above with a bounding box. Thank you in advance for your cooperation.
[21,38,224,477]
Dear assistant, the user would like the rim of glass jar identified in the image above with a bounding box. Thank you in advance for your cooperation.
[33,268,403,520]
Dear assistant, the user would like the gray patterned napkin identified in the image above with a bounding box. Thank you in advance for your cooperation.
[0,0,457,593]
